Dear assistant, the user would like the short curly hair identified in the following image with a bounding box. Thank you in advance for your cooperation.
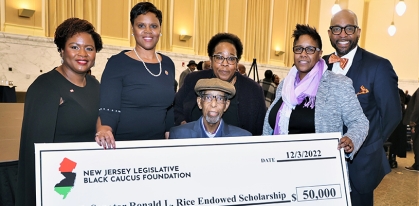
[292,24,322,50]
[130,2,162,25]
[54,18,103,53]
[207,33,243,60]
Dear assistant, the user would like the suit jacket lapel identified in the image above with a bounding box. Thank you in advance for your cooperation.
[193,118,204,138]
[346,48,363,79]
[220,121,229,137]
[323,54,334,71]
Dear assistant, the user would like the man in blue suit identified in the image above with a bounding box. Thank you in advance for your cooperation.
[323,9,401,206]
[169,78,251,138]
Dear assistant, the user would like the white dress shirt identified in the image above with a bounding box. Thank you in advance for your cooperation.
[331,46,358,75]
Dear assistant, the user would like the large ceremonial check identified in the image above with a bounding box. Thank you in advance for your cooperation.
[35,132,352,206]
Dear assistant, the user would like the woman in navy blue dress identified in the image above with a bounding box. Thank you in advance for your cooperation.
[95,2,175,148]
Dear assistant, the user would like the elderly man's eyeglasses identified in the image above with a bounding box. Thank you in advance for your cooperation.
[329,25,358,35]
[212,55,238,65]
[293,46,320,54]
[200,94,228,104]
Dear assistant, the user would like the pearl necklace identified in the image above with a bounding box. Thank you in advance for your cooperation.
[133,48,162,77]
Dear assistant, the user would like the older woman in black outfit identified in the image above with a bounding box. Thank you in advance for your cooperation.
[16,18,103,206]
[174,33,266,135]
[96,2,175,148]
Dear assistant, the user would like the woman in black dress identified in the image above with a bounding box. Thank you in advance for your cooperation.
[16,18,103,206]
[95,2,175,149]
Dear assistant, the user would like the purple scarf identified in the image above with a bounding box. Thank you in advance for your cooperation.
[273,59,327,135]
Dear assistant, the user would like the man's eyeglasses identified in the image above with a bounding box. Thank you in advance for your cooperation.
[293,46,320,54]
[329,25,358,35]
[212,55,238,65]
[200,94,228,104]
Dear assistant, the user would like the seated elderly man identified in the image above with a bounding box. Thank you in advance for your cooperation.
[169,78,251,138]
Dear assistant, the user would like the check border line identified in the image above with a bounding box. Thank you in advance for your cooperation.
[38,138,341,153]
[276,156,336,162]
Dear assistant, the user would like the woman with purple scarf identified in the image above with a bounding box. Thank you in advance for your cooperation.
[263,24,368,158]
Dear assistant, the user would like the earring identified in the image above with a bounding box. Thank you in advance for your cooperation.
[160,33,162,36]
[131,33,134,36]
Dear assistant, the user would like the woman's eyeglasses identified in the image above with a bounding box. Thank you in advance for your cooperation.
[212,55,238,65]
[293,46,320,54]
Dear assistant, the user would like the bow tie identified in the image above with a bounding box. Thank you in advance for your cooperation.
[329,54,349,69]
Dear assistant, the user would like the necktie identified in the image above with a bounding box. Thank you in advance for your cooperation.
[329,53,349,69]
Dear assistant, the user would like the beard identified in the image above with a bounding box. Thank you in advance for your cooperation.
[330,36,359,56]
[205,114,221,124]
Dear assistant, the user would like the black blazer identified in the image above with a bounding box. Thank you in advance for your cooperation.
[323,47,401,194]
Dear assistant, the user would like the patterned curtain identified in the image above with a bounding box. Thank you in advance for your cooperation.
[195,0,227,56]
[46,0,98,37]
[284,0,307,67]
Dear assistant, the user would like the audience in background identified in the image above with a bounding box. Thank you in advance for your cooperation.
[238,64,246,75]
[403,87,419,172]
[16,17,103,206]
[203,60,211,70]
[95,2,175,149]
[174,33,266,135]
[272,74,280,86]
[170,78,251,138]
[196,61,211,70]
[259,70,277,108]
[405,90,411,103]
[323,10,401,205]
[197,61,204,71]
[387,88,408,168]
[179,60,197,88]
[174,79,178,92]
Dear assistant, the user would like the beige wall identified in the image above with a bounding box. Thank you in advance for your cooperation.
[172,0,194,54]
[3,0,43,36]
[315,0,418,89]
[0,0,418,89]
[269,0,287,66]
[228,0,246,42]
[363,0,418,81]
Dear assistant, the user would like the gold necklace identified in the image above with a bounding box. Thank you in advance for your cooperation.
[133,48,162,77]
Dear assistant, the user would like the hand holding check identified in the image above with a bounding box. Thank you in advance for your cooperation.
[338,136,354,153]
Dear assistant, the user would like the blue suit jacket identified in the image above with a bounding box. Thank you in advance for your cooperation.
[169,117,252,138]
[323,47,401,194]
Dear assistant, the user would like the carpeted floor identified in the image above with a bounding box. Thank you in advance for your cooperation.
[374,150,419,206]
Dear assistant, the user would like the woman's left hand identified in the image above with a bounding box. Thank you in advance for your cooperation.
[338,136,354,153]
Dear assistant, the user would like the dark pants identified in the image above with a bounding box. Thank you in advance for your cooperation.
[351,189,373,206]
[412,125,419,169]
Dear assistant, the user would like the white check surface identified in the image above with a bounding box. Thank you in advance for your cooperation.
[35,132,351,206]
